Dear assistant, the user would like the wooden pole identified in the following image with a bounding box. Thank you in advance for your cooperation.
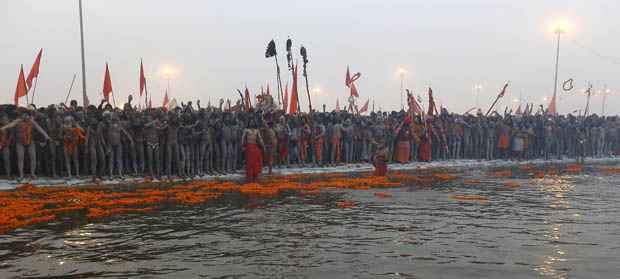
[30,77,39,105]
[274,56,283,106]
[64,74,77,104]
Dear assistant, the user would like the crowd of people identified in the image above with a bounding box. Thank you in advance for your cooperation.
[0,95,619,182]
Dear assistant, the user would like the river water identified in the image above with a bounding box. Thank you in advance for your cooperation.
[1,166,620,278]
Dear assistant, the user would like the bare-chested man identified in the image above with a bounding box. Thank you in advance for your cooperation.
[1,110,51,180]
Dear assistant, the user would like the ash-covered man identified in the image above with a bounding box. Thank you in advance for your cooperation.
[1,109,51,180]
[0,113,13,178]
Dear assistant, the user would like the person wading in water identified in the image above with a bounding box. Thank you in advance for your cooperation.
[242,119,264,182]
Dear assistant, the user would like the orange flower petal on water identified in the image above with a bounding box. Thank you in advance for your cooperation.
[565,164,582,173]
[503,181,520,189]
[462,179,481,185]
[374,192,392,198]
[336,200,356,208]
[491,170,512,177]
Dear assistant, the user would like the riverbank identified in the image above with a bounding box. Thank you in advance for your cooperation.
[1,156,619,190]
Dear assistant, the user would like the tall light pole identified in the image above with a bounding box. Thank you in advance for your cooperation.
[78,0,88,106]
[474,83,482,109]
[602,87,610,116]
[551,22,566,114]
[398,67,406,110]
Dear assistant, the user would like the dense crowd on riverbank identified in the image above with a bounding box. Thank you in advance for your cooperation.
[0,98,618,181]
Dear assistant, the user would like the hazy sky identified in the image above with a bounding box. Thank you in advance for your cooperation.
[2,0,619,114]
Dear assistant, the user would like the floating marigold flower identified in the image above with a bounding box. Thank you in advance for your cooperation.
[598,166,620,174]
[449,195,489,202]
[491,170,512,177]
[373,192,392,198]
[503,181,520,189]
[462,179,481,185]
[336,200,356,208]
[565,164,582,173]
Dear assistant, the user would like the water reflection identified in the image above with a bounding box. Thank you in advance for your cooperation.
[1,168,620,278]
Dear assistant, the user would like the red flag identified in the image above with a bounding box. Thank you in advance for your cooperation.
[289,64,299,114]
[407,92,422,115]
[162,90,169,111]
[26,49,43,89]
[427,87,436,116]
[139,60,146,96]
[359,99,370,114]
[14,65,28,106]
[548,95,557,115]
[335,98,340,112]
[283,82,289,113]
[350,82,359,97]
[103,63,113,102]
[515,104,522,115]
[345,66,351,87]
[244,87,252,111]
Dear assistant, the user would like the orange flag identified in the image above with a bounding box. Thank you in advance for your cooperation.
[289,64,299,114]
[103,63,113,102]
[359,99,370,114]
[283,82,289,113]
[139,60,146,96]
[345,66,351,87]
[26,49,43,89]
[244,87,252,111]
[163,90,169,111]
[14,65,28,106]
[548,95,557,115]
[427,87,437,116]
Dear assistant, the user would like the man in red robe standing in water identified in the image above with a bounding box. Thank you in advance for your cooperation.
[372,139,389,176]
[418,117,434,162]
[242,119,264,182]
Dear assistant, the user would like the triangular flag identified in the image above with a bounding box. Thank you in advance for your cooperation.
[289,64,299,114]
[26,49,43,90]
[149,96,152,109]
[548,95,557,115]
[359,99,370,114]
[335,98,340,112]
[345,66,351,87]
[427,87,436,116]
[139,60,146,96]
[283,82,289,113]
[266,84,270,95]
[163,90,169,111]
[244,87,251,111]
[515,104,522,115]
[14,65,28,106]
[103,63,113,103]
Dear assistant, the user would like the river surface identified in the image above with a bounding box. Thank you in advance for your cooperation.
[1,165,620,278]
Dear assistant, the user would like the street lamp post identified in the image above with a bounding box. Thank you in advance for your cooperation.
[78,0,88,107]
[551,25,564,114]
[398,68,406,111]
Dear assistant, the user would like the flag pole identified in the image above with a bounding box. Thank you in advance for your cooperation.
[485,82,509,116]
[64,74,77,104]
[78,0,88,107]
[30,77,39,105]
